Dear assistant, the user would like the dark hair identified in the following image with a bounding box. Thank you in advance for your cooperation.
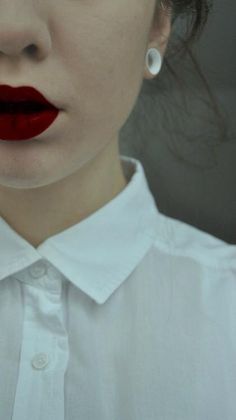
[121,0,229,168]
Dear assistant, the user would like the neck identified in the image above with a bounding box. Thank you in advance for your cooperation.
[0,140,128,248]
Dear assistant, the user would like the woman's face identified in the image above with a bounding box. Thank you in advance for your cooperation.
[0,0,171,189]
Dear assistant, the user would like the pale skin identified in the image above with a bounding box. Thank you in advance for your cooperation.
[0,0,172,248]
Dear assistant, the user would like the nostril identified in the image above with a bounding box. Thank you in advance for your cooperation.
[25,44,38,55]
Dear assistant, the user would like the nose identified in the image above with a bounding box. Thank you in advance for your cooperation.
[0,6,50,60]
[0,33,38,59]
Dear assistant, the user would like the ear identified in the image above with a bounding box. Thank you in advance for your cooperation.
[144,3,172,78]
[151,2,172,55]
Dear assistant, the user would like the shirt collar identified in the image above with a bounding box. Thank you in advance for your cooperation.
[0,155,162,304]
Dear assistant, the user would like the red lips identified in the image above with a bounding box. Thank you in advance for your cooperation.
[0,85,58,107]
[0,85,60,141]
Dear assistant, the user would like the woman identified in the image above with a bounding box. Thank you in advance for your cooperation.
[0,1,234,419]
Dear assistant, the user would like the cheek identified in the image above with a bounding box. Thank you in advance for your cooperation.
[76,42,144,132]
[53,5,150,127]
[80,23,149,119]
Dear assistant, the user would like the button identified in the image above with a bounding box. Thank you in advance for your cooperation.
[31,353,50,370]
[29,261,47,279]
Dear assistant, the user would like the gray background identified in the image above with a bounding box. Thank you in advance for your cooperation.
[120,0,236,244]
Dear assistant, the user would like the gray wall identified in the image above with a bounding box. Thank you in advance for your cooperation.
[120,0,236,244]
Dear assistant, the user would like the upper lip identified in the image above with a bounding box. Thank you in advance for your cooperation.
[0,85,59,109]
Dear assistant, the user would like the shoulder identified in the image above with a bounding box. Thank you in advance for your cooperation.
[151,211,233,270]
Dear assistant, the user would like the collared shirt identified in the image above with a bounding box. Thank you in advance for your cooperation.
[0,154,236,420]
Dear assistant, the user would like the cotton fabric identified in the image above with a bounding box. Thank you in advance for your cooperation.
[0,155,236,420]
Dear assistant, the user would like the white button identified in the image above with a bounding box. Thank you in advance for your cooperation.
[31,353,49,370]
[29,261,47,279]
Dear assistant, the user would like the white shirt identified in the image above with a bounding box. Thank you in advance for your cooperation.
[0,155,236,420]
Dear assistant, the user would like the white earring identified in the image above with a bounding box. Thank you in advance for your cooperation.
[145,48,162,76]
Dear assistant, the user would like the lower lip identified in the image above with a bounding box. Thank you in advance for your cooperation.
[0,108,60,141]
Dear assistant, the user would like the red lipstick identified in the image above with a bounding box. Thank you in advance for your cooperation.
[0,85,60,141]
